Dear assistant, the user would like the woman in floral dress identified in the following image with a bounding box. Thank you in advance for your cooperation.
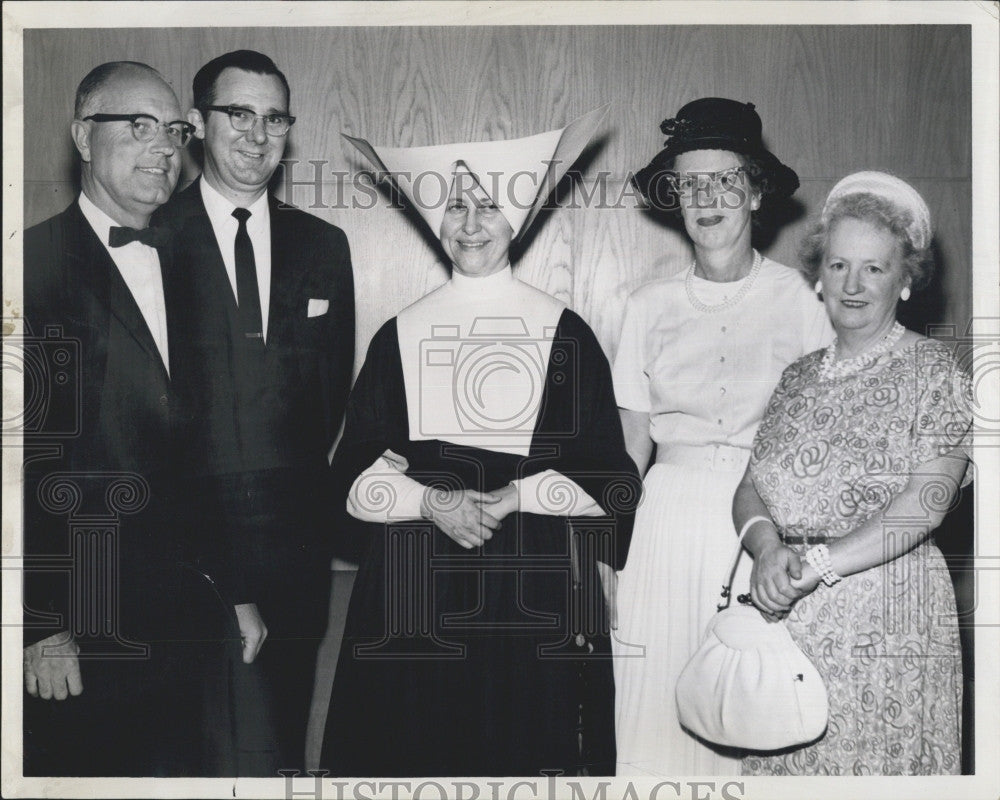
[734,172,973,775]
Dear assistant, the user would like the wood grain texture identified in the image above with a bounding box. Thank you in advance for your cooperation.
[22,26,972,373]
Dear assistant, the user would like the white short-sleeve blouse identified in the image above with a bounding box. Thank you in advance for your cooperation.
[613,257,833,450]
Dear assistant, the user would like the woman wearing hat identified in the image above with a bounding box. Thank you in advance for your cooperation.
[320,108,641,777]
[735,172,971,774]
[612,98,833,774]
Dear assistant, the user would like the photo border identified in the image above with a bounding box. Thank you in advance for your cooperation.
[3,2,998,798]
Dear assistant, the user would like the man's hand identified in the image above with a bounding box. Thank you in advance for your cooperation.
[234,603,267,664]
[24,632,83,700]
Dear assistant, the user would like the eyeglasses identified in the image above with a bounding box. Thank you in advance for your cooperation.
[667,166,748,197]
[83,114,195,147]
[202,105,296,137]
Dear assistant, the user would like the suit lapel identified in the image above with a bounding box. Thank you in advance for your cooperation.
[63,203,169,381]
[176,179,243,334]
[171,183,300,348]
[158,242,182,380]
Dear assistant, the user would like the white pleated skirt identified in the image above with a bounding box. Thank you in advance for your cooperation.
[613,461,751,776]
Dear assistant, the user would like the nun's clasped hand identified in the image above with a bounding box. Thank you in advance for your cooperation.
[420,487,506,549]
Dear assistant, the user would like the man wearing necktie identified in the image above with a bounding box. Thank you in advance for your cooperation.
[22,61,234,775]
[156,50,355,772]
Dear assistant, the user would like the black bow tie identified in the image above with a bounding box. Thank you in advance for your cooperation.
[108,225,172,249]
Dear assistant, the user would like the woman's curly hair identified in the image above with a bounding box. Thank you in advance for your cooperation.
[798,192,935,290]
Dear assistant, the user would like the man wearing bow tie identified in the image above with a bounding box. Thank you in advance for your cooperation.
[22,61,236,775]
[156,50,355,771]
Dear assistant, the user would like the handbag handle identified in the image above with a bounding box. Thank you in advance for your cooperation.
[717,516,770,611]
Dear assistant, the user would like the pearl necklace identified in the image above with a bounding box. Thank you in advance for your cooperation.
[685,249,762,314]
[817,321,905,381]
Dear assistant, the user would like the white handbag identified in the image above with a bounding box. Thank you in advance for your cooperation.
[675,546,829,752]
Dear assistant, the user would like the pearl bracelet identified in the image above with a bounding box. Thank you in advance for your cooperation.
[805,544,842,587]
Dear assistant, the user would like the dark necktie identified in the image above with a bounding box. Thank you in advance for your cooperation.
[232,207,264,346]
[108,225,171,248]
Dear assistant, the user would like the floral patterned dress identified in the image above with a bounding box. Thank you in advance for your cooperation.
[742,338,972,775]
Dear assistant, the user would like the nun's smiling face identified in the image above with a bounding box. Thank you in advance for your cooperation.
[439,178,514,278]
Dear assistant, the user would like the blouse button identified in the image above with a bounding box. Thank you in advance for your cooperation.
[721,326,727,333]
[720,356,726,363]
[720,387,727,395]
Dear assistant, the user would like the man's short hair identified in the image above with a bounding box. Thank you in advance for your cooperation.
[192,50,291,111]
[74,61,163,119]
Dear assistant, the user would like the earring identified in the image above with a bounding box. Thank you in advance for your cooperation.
[814,281,823,295]
[900,286,911,301]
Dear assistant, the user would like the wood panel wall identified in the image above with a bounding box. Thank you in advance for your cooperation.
[23,26,972,369]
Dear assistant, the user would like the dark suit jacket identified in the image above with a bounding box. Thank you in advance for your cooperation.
[22,201,240,776]
[22,201,189,646]
[156,179,355,604]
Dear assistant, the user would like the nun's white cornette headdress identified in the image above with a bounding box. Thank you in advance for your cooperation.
[343,105,610,240]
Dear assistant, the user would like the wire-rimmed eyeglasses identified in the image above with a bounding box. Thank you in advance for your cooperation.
[202,105,296,137]
[83,114,196,148]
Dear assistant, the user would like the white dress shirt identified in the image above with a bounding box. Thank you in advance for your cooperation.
[199,178,272,342]
[78,192,170,373]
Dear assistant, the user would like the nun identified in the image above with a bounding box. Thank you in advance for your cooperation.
[320,108,641,777]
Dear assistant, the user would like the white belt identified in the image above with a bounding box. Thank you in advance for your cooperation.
[657,443,750,473]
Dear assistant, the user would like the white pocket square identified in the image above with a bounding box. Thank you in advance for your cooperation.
[307,298,329,318]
